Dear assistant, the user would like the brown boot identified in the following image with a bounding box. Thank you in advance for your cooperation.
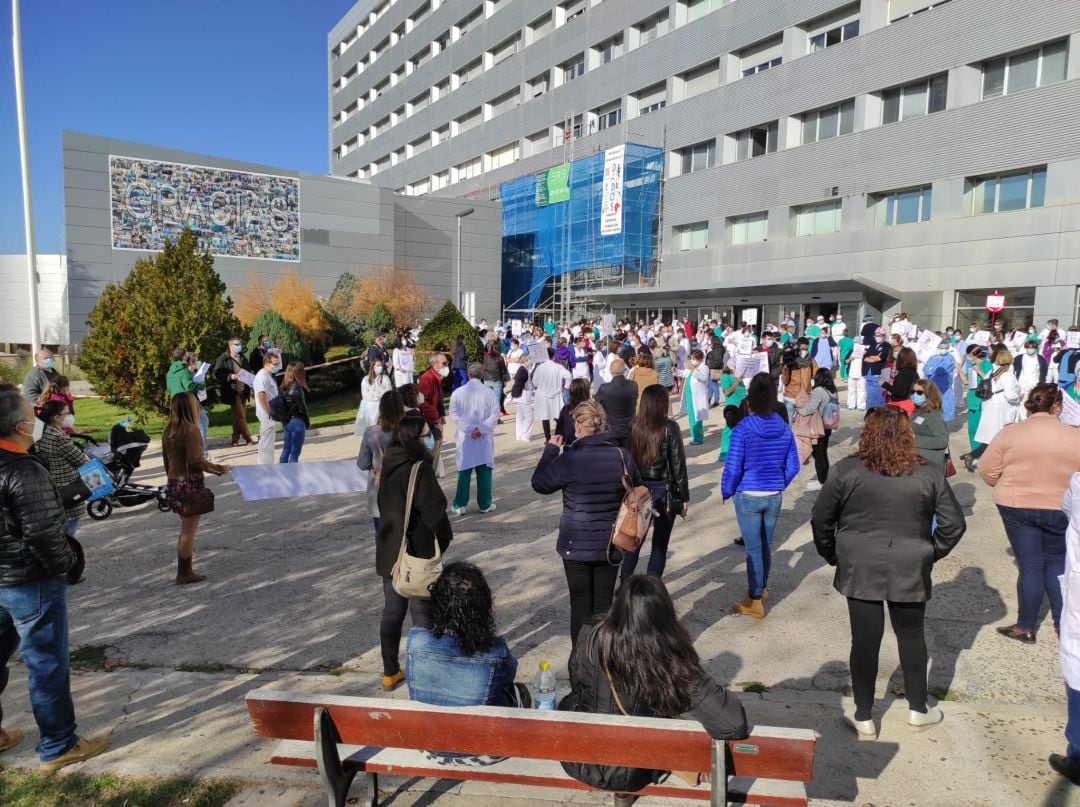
[733,595,766,619]
[176,556,207,585]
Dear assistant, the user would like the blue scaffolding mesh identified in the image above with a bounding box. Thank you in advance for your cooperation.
[500,143,663,313]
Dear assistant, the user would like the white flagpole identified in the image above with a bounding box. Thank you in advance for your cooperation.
[12,0,41,354]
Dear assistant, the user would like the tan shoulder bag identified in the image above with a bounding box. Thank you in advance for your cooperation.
[391,462,443,599]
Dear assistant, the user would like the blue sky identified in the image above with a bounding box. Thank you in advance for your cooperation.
[0,0,355,253]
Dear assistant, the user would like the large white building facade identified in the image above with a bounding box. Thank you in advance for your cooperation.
[328,0,1080,330]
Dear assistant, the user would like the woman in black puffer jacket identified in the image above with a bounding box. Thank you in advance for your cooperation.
[532,399,641,649]
[561,576,748,805]
[621,384,688,582]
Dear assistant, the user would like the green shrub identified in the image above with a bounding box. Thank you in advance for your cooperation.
[247,310,310,364]
[367,303,394,336]
[307,346,363,398]
[79,228,241,418]
[416,301,481,363]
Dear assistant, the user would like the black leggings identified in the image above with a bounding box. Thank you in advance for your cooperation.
[541,419,552,440]
[563,559,619,649]
[847,597,928,720]
[380,577,431,676]
[811,429,832,483]
[970,443,988,460]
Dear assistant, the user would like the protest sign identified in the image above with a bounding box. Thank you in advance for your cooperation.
[528,342,549,365]
[1061,394,1080,427]
[398,351,415,374]
[737,335,755,355]
[755,352,770,375]
[1068,332,1080,350]
[511,319,523,338]
[735,355,759,378]
[237,369,255,386]
[914,329,941,363]
[972,330,991,347]
[192,362,210,384]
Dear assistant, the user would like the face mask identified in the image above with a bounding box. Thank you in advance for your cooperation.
[764,339,774,348]
[423,435,435,451]
[875,337,885,344]
[438,367,450,378]
[1026,348,1037,355]
[42,358,55,369]
[937,347,948,355]
[20,418,45,444]
[262,341,270,349]
[232,343,244,353]
[911,393,926,407]
[950,335,959,343]
[417,392,425,405]
[374,366,384,375]
[799,349,808,357]
[62,414,75,429]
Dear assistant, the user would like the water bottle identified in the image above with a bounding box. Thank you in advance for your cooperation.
[535,660,557,710]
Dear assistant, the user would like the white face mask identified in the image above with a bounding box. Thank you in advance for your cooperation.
[438,366,450,378]
[374,365,384,375]
[417,393,425,405]
[62,414,75,429]
[20,418,45,444]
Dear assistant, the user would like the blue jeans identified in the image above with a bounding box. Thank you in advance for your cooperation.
[998,505,1067,632]
[733,492,783,597]
[707,378,720,405]
[483,380,501,406]
[67,519,79,536]
[198,405,209,458]
[1068,686,1080,761]
[0,577,78,761]
[279,418,307,463]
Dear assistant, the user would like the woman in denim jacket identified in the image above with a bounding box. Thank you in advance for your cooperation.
[406,561,529,710]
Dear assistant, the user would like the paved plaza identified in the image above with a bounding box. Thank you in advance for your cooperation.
[1,396,1077,806]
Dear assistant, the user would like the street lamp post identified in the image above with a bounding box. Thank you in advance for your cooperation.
[12,0,41,354]
[455,207,474,313]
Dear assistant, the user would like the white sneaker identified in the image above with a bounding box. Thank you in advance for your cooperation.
[806,479,823,491]
[479,504,497,514]
[451,505,466,516]
[842,712,877,741]
[907,707,944,731]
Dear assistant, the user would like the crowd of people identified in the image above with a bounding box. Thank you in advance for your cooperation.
[5,306,1080,797]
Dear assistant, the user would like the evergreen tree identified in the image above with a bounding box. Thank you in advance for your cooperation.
[416,301,482,363]
[80,228,240,418]
[246,309,310,364]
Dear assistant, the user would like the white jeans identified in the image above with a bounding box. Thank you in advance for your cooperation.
[847,377,866,410]
[257,416,277,465]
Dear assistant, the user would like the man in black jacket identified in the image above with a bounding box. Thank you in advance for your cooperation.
[705,343,726,406]
[0,393,108,769]
[595,358,638,447]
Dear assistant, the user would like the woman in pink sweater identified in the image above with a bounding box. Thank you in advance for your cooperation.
[979,383,1080,644]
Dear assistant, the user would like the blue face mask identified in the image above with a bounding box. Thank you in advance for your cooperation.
[42,357,55,369]
[423,435,435,451]
[911,393,926,407]
[262,341,270,349]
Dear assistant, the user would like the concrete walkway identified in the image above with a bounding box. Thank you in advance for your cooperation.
[0,397,1077,806]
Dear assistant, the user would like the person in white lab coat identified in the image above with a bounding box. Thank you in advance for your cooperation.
[965,350,1021,470]
[682,349,710,445]
[532,350,572,442]
[509,360,534,442]
[392,337,414,388]
[1051,472,1080,784]
[355,360,393,436]
[449,365,500,515]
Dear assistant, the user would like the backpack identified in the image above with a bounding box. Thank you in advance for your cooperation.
[268,393,290,423]
[821,398,840,430]
[608,449,654,563]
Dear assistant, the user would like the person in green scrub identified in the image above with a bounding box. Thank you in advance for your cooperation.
[963,344,993,451]
[837,328,854,381]
[1066,375,1080,403]
[717,370,747,461]
[779,325,793,346]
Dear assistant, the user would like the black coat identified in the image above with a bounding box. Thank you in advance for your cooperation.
[0,449,76,587]
[531,433,640,563]
[883,366,917,401]
[248,346,267,374]
[375,445,453,578]
[213,351,247,405]
[560,621,749,792]
[634,419,689,505]
[810,456,966,602]
[595,377,638,440]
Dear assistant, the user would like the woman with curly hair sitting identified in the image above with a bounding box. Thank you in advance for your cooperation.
[406,561,530,709]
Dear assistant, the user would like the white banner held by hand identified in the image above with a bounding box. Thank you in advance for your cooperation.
[1061,394,1080,428]
[231,460,369,501]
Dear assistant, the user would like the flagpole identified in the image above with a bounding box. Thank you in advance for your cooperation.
[12,0,41,354]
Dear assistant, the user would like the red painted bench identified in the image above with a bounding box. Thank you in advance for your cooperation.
[246,690,816,807]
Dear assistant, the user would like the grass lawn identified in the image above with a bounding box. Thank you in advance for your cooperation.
[73,391,359,443]
[0,767,242,807]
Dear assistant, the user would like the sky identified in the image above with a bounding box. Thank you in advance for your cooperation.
[0,0,356,254]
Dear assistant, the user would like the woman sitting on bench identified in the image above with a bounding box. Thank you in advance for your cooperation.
[561,575,749,806]
[406,562,530,763]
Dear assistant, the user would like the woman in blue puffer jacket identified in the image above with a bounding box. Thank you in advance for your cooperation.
[721,372,800,620]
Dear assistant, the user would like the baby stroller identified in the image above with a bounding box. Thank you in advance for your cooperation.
[75,423,170,520]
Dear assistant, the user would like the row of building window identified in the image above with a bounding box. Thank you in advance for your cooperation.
[673,166,1048,250]
[333,0,945,154]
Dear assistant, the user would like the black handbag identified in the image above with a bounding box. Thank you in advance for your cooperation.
[974,376,994,400]
[58,477,93,509]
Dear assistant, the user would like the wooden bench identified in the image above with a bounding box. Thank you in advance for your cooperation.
[246,690,816,807]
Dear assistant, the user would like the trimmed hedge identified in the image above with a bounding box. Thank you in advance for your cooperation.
[416,302,482,363]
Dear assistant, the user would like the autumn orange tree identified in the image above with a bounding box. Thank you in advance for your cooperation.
[234,269,331,351]
[348,266,432,328]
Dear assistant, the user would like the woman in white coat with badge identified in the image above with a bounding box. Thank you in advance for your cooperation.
[682,348,710,445]
[967,349,1020,470]
[392,336,414,388]
[355,359,394,436]
[1050,472,1080,784]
